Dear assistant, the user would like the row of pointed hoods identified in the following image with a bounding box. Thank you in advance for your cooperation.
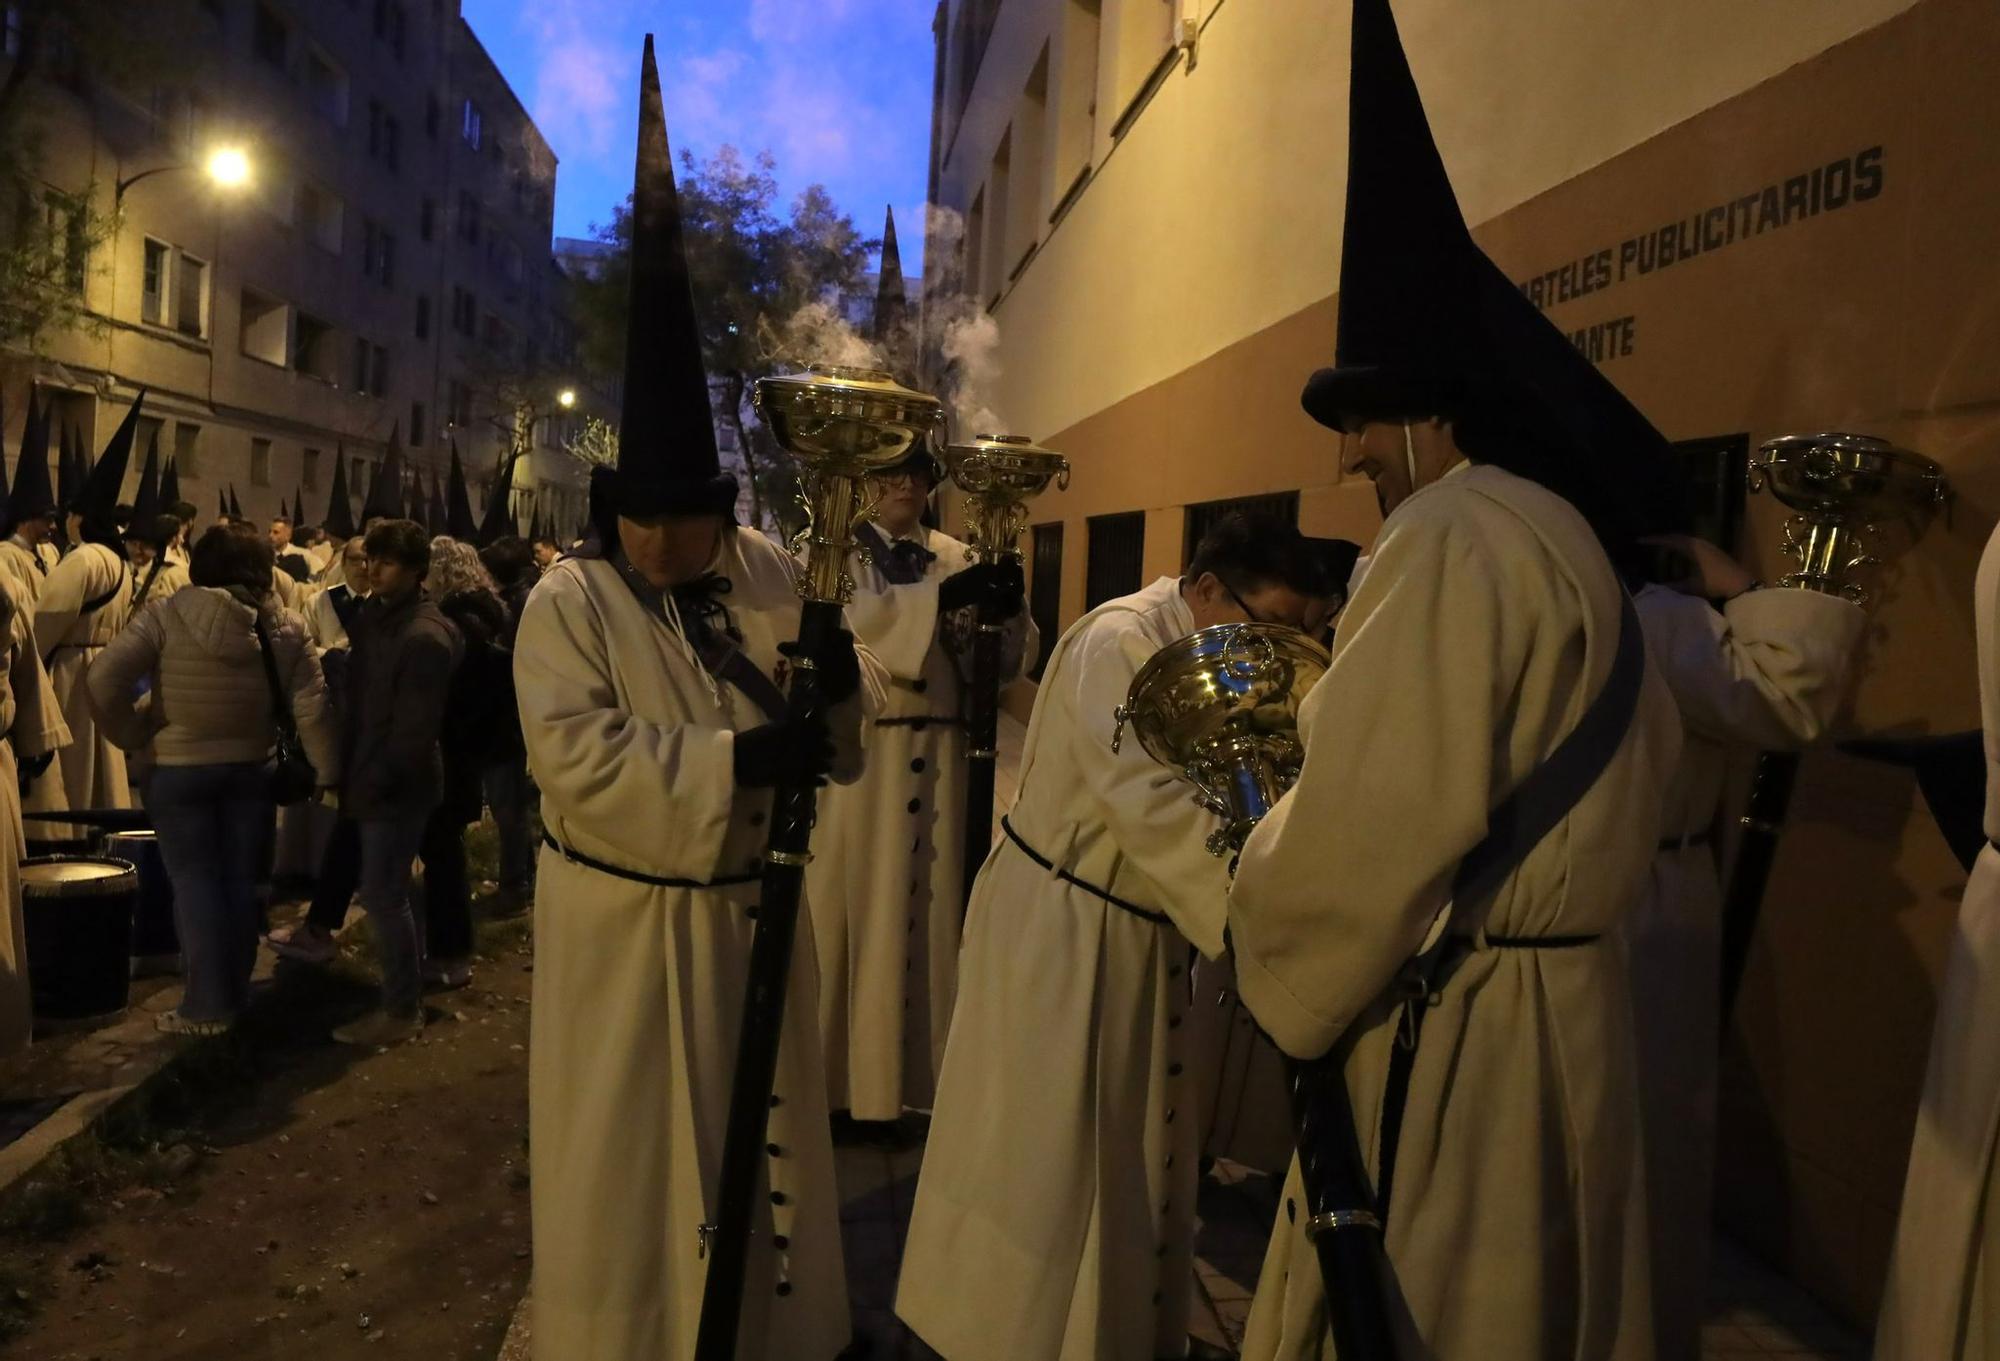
[4,389,541,547]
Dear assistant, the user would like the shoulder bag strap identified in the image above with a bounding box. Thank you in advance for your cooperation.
[251,614,301,741]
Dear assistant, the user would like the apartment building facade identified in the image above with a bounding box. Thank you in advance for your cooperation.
[0,0,590,534]
[925,0,2000,1328]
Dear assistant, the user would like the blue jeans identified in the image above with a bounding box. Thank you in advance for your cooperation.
[358,817,427,1017]
[482,757,537,896]
[147,763,274,1023]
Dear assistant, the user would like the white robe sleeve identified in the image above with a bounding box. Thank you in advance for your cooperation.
[2,582,66,758]
[1069,611,1236,958]
[1228,507,1519,1059]
[826,640,887,785]
[514,572,738,882]
[843,569,942,681]
[1638,585,1863,750]
[34,546,122,653]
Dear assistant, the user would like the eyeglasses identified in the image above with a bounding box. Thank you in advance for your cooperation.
[871,470,926,488]
[1222,580,1276,626]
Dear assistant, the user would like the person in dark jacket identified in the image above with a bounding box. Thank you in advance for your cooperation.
[476,535,537,914]
[332,518,460,1046]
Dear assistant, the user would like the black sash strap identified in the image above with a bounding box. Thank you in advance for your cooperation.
[542,831,761,891]
[1000,816,1172,926]
[78,568,129,620]
[874,715,966,729]
[1372,593,1645,1222]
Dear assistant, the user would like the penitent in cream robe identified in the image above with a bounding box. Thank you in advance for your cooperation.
[1230,463,1680,1361]
[518,525,883,1361]
[1630,581,1862,1361]
[805,524,1035,1121]
[1876,517,2000,1361]
[898,574,1233,1361]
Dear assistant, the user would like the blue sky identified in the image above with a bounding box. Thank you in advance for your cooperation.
[459,0,936,271]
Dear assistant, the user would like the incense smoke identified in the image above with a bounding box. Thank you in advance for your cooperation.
[924,204,1008,438]
[759,298,884,371]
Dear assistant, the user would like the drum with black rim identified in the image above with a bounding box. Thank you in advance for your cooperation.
[22,856,138,1029]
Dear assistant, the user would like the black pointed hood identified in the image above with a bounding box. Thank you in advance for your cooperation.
[292,486,305,527]
[1842,732,1987,874]
[9,393,56,523]
[78,391,146,544]
[1303,0,1688,547]
[608,34,735,519]
[324,447,357,539]
[217,488,228,518]
[226,484,243,520]
[361,426,406,523]
[476,452,517,546]
[160,455,181,508]
[426,469,449,536]
[131,428,163,522]
[872,204,909,346]
[55,420,78,510]
[446,443,479,539]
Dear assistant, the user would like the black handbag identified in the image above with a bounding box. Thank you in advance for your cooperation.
[251,614,318,806]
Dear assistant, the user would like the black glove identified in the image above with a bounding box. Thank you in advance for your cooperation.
[939,560,1025,616]
[17,751,52,795]
[779,627,862,706]
[732,716,835,789]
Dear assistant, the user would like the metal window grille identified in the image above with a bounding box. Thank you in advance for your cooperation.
[1030,521,1064,681]
[1182,491,1300,568]
[1085,510,1144,611]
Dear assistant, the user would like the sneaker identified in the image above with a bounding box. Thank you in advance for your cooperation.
[264,921,337,965]
[155,1009,233,1037]
[422,959,472,991]
[331,1010,424,1048]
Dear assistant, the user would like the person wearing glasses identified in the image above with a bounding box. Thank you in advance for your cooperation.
[898,511,1319,1361]
[804,444,1036,1142]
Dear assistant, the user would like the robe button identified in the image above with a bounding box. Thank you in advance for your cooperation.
[1167,1062,1182,1077]
[1165,1154,1174,1169]
[769,1094,782,1109]
[776,1281,793,1298]
[774,1234,789,1250]
[750,812,765,827]
[1165,1108,1175,1123]
[910,757,926,773]
[766,1142,783,1158]
[770,1191,787,1206]
[1152,1289,1162,1305]
[1167,964,1182,979]
[907,798,921,814]
[1168,1015,1181,1030]
[912,679,928,694]
[912,719,928,733]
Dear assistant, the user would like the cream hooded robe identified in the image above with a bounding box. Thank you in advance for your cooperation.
[897,574,1233,1361]
[1230,462,1680,1361]
[1875,518,2000,1361]
[1630,581,1862,1361]
[31,541,131,817]
[517,525,883,1361]
[0,575,69,1054]
[806,524,1035,1121]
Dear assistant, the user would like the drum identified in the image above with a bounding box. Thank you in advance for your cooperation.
[21,856,138,1028]
[24,818,98,860]
[104,830,179,977]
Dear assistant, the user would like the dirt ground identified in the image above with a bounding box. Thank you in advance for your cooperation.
[0,902,535,1361]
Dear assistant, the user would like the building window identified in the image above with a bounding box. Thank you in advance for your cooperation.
[173,422,200,480]
[141,238,168,325]
[1182,492,1300,566]
[495,235,523,285]
[419,196,435,242]
[305,46,348,125]
[460,98,482,149]
[373,0,408,57]
[361,220,396,286]
[2,7,21,59]
[365,100,400,171]
[456,190,480,243]
[425,91,440,138]
[983,130,1012,304]
[300,447,320,491]
[37,190,87,294]
[294,310,338,381]
[414,294,429,339]
[450,286,476,337]
[963,188,986,305]
[295,180,343,253]
[250,437,272,488]
[371,344,389,397]
[447,378,472,427]
[409,402,426,447]
[251,2,287,70]
[1053,0,1103,202]
[174,251,208,338]
[1085,511,1144,609]
[1006,52,1050,274]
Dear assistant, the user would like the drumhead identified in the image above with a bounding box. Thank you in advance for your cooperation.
[104,831,159,848]
[21,856,139,897]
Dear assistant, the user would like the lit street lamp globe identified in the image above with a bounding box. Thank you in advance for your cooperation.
[205,146,252,189]
[557,388,577,409]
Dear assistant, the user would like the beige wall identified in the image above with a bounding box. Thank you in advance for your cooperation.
[938,0,2000,1327]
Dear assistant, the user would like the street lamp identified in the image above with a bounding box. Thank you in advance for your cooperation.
[556,388,577,409]
[115,144,255,206]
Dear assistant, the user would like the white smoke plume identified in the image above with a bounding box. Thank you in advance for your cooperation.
[758,298,885,372]
[921,203,1009,439]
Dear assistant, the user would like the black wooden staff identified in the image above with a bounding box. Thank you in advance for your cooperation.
[1287,1054,1401,1358]
[960,589,1008,909]
[1720,750,1801,1022]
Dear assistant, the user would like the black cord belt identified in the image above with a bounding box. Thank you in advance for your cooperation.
[874,715,966,729]
[542,832,761,890]
[1000,816,1171,926]
[1483,932,1602,949]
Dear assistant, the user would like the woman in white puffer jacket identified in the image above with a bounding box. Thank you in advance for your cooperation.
[87,524,341,1034]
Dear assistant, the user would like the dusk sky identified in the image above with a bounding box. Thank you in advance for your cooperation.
[458,0,937,270]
